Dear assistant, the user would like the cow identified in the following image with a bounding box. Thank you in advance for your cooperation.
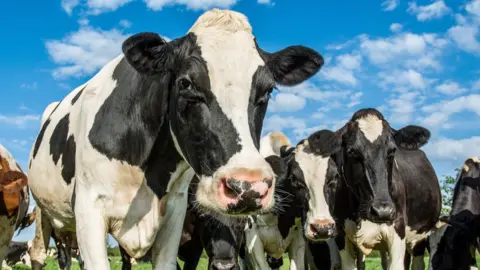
[245,131,342,270]
[305,108,441,270]
[429,157,480,270]
[0,144,31,265]
[27,8,324,270]
[2,241,32,268]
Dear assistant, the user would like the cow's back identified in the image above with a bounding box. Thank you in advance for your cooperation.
[394,149,441,234]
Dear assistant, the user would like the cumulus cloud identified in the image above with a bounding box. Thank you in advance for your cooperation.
[447,0,480,54]
[268,93,306,113]
[407,0,450,21]
[62,0,80,15]
[320,53,362,86]
[257,0,273,5]
[435,80,467,96]
[473,78,480,90]
[420,94,480,128]
[45,25,129,79]
[263,115,306,133]
[379,69,430,90]
[423,136,480,162]
[143,0,237,11]
[119,19,132,28]
[20,82,38,89]
[0,114,40,127]
[390,23,403,33]
[381,0,398,11]
[385,91,424,124]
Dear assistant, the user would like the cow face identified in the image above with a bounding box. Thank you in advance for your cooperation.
[332,108,430,223]
[122,9,323,215]
[287,131,340,241]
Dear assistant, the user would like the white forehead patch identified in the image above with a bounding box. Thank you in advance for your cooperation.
[356,114,383,143]
[186,9,265,158]
[295,145,333,220]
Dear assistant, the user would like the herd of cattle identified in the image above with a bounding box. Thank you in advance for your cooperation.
[0,8,479,270]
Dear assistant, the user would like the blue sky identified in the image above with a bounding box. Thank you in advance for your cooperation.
[1,0,479,244]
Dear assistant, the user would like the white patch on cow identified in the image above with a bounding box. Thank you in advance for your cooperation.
[356,114,383,143]
[428,224,449,270]
[245,214,305,269]
[0,216,17,265]
[339,238,357,270]
[0,145,21,171]
[470,156,480,163]
[40,101,60,125]
[405,226,431,253]
[259,132,292,157]
[295,144,334,238]
[189,9,275,213]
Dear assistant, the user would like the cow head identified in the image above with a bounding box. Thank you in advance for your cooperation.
[122,9,323,215]
[285,130,340,241]
[332,108,430,223]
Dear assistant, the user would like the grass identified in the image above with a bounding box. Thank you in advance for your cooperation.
[7,254,480,269]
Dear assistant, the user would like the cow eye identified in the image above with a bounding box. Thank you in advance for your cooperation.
[178,77,192,90]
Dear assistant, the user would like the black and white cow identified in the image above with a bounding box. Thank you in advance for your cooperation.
[429,157,480,270]
[245,131,341,269]
[2,241,32,268]
[297,108,441,270]
[27,9,324,270]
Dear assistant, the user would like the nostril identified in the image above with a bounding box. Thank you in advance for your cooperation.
[263,179,273,189]
[309,223,320,234]
[225,179,244,195]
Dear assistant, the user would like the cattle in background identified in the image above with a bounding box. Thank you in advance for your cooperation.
[245,131,341,269]
[0,144,31,265]
[27,9,324,270]
[429,157,480,270]
[298,108,441,269]
[2,241,32,268]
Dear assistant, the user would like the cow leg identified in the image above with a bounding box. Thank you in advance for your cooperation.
[74,185,109,270]
[380,250,388,270]
[287,228,306,270]
[119,245,132,270]
[244,225,269,270]
[29,207,53,270]
[150,167,194,270]
[470,245,478,270]
[355,249,365,270]
[410,239,427,270]
[52,233,69,270]
[327,239,341,270]
[339,239,357,270]
[387,232,405,270]
[0,217,16,267]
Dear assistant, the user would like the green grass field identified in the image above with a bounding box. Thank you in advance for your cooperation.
[7,254,480,269]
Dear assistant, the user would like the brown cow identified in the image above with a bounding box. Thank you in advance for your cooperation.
[0,144,31,265]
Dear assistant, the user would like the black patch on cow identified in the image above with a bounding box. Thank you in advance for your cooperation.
[49,114,76,184]
[71,87,85,105]
[308,129,340,157]
[247,67,274,149]
[33,119,50,158]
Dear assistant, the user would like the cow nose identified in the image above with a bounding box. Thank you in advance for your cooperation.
[308,219,336,239]
[211,259,236,270]
[371,201,395,221]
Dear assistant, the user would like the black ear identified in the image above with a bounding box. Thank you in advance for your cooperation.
[280,145,295,158]
[307,129,341,156]
[122,32,174,74]
[393,125,431,150]
[259,44,324,86]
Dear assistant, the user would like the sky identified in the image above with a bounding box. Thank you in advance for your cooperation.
[0,0,479,244]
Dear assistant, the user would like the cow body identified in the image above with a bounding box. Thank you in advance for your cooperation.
[2,241,32,268]
[324,109,441,270]
[0,144,30,265]
[28,9,323,270]
[429,157,480,270]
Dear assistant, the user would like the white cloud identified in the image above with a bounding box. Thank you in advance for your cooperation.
[321,67,357,86]
[45,25,129,79]
[0,114,40,127]
[390,23,403,33]
[143,0,237,11]
[337,53,362,70]
[423,136,480,161]
[347,92,363,108]
[473,78,480,90]
[87,0,133,14]
[263,115,306,133]
[407,0,450,21]
[385,91,423,124]
[379,69,429,90]
[268,93,306,113]
[293,125,328,140]
[78,18,90,26]
[448,25,480,54]
[381,0,398,11]
[62,0,80,15]
[278,81,353,102]
[420,94,480,128]
[466,0,480,18]
[435,80,467,96]
[20,82,38,89]
[257,0,273,5]
[119,19,132,28]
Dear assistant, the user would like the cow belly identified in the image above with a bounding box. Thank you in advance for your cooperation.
[405,226,429,253]
[344,219,393,254]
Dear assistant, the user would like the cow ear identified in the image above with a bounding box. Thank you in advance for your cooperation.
[307,129,341,156]
[122,32,174,74]
[257,42,324,86]
[393,125,430,150]
[280,145,295,158]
